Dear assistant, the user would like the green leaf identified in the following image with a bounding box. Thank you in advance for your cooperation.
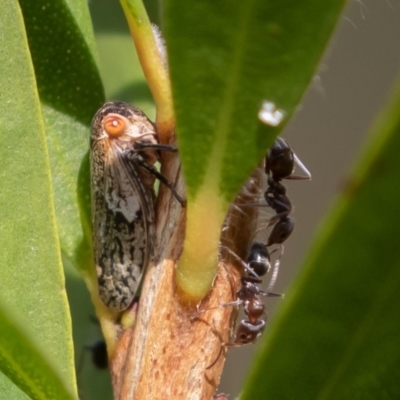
[17,0,106,274]
[241,75,400,399]
[42,107,92,274]
[18,0,104,126]
[0,0,78,397]
[165,0,346,300]
[166,0,346,203]
[0,307,76,400]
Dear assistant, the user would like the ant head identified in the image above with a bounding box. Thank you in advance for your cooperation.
[235,320,266,345]
[266,138,295,180]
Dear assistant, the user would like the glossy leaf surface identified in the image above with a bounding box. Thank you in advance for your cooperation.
[166,0,346,203]
[165,0,346,299]
[18,0,105,274]
[0,0,81,397]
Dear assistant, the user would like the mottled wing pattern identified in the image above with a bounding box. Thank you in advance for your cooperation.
[91,139,155,310]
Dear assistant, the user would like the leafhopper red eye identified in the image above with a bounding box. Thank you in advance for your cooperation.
[103,114,126,137]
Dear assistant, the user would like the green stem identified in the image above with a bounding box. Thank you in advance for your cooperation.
[120,0,174,136]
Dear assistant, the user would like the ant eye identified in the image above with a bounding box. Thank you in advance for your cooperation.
[103,114,126,137]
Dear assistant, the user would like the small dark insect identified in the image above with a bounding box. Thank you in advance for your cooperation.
[86,340,108,370]
[265,137,311,247]
[207,242,282,368]
[78,317,109,371]
[90,101,183,311]
[231,242,283,345]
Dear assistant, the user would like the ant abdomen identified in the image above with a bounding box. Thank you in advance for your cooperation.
[267,216,295,246]
[246,242,271,277]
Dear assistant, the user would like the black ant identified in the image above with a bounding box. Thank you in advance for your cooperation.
[206,242,281,368]
[227,242,280,344]
[264,137,311,247]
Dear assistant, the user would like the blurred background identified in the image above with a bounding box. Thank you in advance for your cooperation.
[70,1,400,398]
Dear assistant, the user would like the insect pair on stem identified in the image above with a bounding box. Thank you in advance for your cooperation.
[89,101,310,373]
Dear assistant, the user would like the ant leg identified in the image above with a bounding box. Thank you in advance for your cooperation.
[195,299,243,317]
[220,245,246,268]
[206,345,226,370]
[253,246,284,297]
[222,245,265,279]
[266,259,281,294]
[258,251,283,294]
[222,246,256,276]
[285,175,312,180]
